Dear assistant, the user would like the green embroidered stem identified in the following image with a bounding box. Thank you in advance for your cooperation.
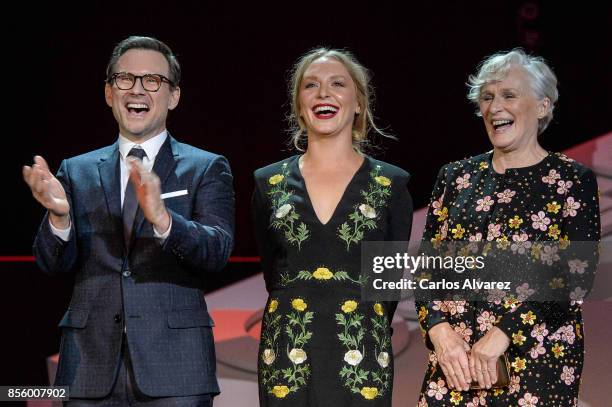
[338,165,391,251]
[268,162,310,250]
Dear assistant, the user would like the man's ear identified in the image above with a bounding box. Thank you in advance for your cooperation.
[168,86,181,111]
[104,83,113,107]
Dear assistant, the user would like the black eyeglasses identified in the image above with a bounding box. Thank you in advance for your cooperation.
[109,72,175,92]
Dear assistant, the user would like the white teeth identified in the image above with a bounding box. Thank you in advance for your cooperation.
[492,119,513,126]
[127,103,149,109]
[314,105,338,113]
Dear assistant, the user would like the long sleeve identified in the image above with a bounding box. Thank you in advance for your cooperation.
[33,159,78,274]
[385,171,414,324]
[495,167,600,354]
[416,165,450,350]
[251,175,275,286]
[162,155,235,272]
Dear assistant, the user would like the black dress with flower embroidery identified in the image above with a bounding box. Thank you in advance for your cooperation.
[416,152,600,407]
[252,155,413,406]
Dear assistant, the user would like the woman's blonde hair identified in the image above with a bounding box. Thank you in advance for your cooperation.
[287,47,392,151]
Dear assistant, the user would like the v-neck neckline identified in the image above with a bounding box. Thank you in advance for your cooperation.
[295,155,368,226]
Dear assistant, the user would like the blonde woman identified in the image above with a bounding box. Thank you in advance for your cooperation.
[252,48,413,406]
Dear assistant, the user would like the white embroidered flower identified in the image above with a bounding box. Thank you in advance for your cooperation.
[516,283,535,301]
[476,195,494,212]
[531,211,550,231]
[570,287,587,303]
[262,349,276,365]
[453,322,473,342]
[496,188,516,203]
[568,259,588,274]
[469,233,483,242]
[288,348,307,365]
[542,169,561,185]
[377,352,389,368]
[344,350,363,366]
[359,203,377,219]
[456,173,472,190]
[518,392,539,406]
[275,203,292,218]
[511,233,532,254]
[562,197,580,217]
[529,342,546,359]
[560,366,575,385]
[556,180,573,194]
[531,323,549,342]
[427,379,448,400]
[540,244,560,266]
[486,223,502,241]
[477,311,496,332]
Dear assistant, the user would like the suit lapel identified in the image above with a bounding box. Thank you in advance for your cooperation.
[98,143,123,237]
[131,135,178,244]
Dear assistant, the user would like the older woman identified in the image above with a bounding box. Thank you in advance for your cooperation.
[252,48,413,406]
[416,49,600,406]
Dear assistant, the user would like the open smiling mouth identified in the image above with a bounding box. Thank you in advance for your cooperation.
[126,102,150,116]
[492,119,514,131]
[313,104,339,119]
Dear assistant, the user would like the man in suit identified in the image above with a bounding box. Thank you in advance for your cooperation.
[22,36,234,406]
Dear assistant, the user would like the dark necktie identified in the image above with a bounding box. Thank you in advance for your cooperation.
[123,147,147,250]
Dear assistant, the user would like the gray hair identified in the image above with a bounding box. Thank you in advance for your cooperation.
[287,47,392,152]
[467,48,558,134]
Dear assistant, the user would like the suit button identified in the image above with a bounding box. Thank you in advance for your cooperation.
[123,270,131,277]
[114,314,122,323]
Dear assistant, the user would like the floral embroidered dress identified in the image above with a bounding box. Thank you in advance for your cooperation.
[416,152,600,406]
[252,155,413,406]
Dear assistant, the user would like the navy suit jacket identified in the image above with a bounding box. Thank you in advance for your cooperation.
[33,135,234,398]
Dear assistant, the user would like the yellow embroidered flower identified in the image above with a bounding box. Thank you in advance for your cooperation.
[512,330,526,346]
[511,357,526,372]
[268,299,278,313]
[520,311,536,325]
[271,385,290,398]
[552,343,565,358]
[549,278,565,289]
[483,242,492,256]
[548,224,560,239]
[291,298,307,311]
[374,176,391,186]
[341,300,358,313]
[313,267,333,280]
[546,201,561,214]
[576,323,582,338]
[360,387,379,400]
[431,234,442,249]
[451,224,465,239]
[531,244,542,259]
[450,390,463,405]
[374,303,385,316]
[559,235,570,250]
[496,235,510,249]
[268,174,284,185]
[479,162,489,170]
[437,207,448,222]
[508,215,523,229]
[493,388,504,396]
[418,306,428,322]
[503,296,520,310]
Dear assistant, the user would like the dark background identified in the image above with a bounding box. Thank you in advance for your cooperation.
[1,0,610,396]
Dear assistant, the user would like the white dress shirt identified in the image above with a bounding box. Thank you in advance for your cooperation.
[50,130,172,241]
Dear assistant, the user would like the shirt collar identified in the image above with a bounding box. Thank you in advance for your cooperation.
[118,130,168,161]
